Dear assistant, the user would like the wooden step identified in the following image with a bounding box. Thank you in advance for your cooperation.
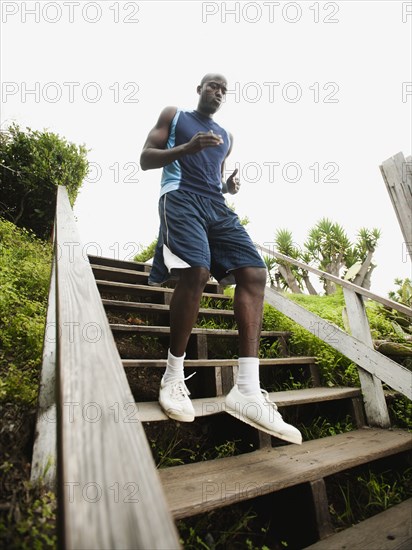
[92,265,151,286]
[96,280,231,303]
[110,324,289,338]
[123,357,316,368]
[158,428,412,519]
[88,254,148,272]
[102,299,235,319]
[92,264,220,293]
[304,497,412,549]
[137,387,362,422]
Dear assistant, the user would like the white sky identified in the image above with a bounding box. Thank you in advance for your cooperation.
[1,0,411,296]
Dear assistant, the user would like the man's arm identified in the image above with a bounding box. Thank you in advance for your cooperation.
[140,106,224,171]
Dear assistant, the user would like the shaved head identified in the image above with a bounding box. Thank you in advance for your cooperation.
[200,73,227,87]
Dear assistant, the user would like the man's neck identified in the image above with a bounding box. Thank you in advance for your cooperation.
[195,108,213,119]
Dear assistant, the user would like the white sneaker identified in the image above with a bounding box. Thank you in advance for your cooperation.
[159,377,195,422]
[225,385,302,445]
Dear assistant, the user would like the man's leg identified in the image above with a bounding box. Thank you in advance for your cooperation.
[159,267,210,422]
[169,267,211,357]
[233,266,266,357]
[232,267,266,396]
[226,266,302,444]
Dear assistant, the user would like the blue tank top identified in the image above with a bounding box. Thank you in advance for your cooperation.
[160,109,230,201]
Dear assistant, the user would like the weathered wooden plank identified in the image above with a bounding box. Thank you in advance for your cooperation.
[304,497,412,549]
[137,387,362,422]
[102,299,235,317]
[259,246,412,318]
[380,152,412,259]
[343,288,390,428]
[122,357,316,368]
[55,186,180,550]
[91,264,150,284]
[110,324,288,337]
[92,264,220,292]
[159,429,412,519]
[31,258,57,490]
[264,288,412,399]
[103,299,234,315]
[96,279,231,301]
[88,255,148,271]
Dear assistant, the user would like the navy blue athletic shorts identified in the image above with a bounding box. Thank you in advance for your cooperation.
[148,189,266,286]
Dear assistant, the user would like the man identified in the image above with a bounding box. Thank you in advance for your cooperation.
[140,74,302,444]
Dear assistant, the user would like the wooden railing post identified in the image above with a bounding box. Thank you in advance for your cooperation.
[31,258,57,490]
[343,289,390,428]
[380,152,412,259]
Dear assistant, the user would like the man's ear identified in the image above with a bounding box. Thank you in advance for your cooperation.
[196,85,201,95]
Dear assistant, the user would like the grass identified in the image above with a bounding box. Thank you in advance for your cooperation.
[327,460,412,530]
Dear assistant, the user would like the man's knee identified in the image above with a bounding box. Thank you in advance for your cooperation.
[179,266,210,291]
[234,266,267,289]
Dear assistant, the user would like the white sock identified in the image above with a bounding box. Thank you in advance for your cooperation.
[237,357,261,396]
[163,349,185,383]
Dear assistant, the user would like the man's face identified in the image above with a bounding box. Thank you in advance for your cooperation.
[198,76,228,114]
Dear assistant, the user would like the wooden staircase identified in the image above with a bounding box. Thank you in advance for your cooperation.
[91,253,411,548]
[31,187,412,549]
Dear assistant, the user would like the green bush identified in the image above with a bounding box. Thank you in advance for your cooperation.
[0,124,88,239]
[134,238,157,262]
[0,218,52,404]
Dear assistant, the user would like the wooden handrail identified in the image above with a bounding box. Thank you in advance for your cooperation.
[35,186,180,549]
[257,244,412,318]
[260,243,412,428]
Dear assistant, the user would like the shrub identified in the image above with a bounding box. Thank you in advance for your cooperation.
[0,218,52,404]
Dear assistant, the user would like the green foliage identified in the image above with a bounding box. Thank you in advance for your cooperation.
[329,467,412,529]
[195,316,235,330]
[178,507,271,549]
[0,124,88,239]
[262,294,360,388]
[365,300,409,341]
[389,278,412,307]
[353,227,381,260]
[200,295,234,311]
[300,415,354,441]
[268,219,382,293]
[389,396,412,431]
[0,486,57,550]
[0,219,52,404]
[133,238,158,262]
[305,218,351,268]
[380,278,412,338]
[258,339,281,359]
[274,229,300,259]
[150,430,241,469]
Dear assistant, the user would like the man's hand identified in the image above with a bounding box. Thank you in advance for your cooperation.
[184,130,223,155]
[226,168,240,194]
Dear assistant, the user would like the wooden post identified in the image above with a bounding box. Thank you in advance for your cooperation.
[343,289,390,428]
[309,362,321,387]
[350,397,367,428]
[380,152,412,259]
[309,478,334,540]
[31,258,57,490]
